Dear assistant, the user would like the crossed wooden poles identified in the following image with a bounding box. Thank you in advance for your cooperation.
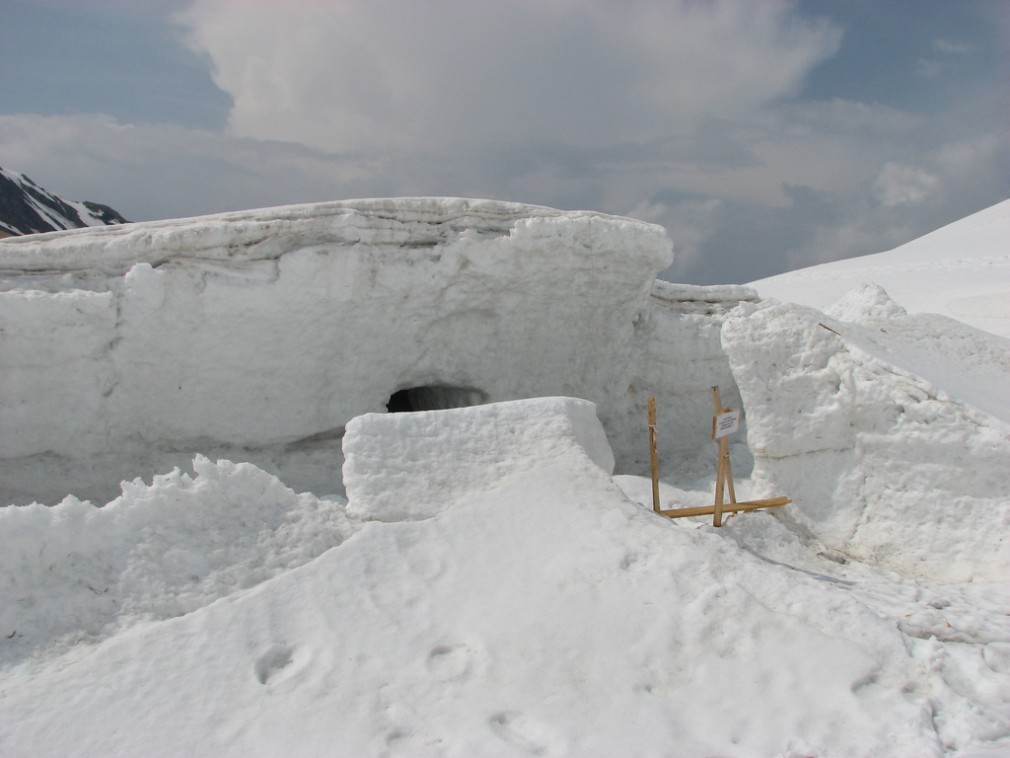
[649,387,789,527]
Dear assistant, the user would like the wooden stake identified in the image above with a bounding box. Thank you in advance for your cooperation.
[711,387,726,526]
[648,395,660,513]
[653,385,790,523]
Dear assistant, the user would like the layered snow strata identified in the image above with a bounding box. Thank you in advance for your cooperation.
[343,397,615,521]
[722,292,1010,582]
[0,198,671,501]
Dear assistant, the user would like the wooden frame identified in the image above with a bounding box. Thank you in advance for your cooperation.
[650,388,790,526]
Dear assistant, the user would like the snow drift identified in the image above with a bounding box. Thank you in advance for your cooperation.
[0,397,962,757]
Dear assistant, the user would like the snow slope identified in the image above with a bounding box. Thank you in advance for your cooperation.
[750,199,1010,339]
[6,397,1004,757]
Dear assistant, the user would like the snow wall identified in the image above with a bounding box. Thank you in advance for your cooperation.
[0,198,749,504]
[723,292,1010,583]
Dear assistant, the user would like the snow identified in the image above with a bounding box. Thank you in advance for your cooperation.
[0,197,676,504]
[1,197,1009,756]
[343,397,615,522]
[722,293,1010,583]
[750,199,1010,339]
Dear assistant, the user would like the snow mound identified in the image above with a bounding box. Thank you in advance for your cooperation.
[750,198,1010,338]
[722,297,1010,582]
[0,398,947,756]
[0,456,354,669]
[343,397,615,521]
[826,282,908,322]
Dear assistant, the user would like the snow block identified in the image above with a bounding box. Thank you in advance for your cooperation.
[343,397,615,521]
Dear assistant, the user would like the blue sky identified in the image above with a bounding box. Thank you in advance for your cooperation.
[2,0,1007,283]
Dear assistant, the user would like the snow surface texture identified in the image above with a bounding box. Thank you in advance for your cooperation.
[722,287,1010,583]
[6,396,1006,757]
[751,199,1010,339]
[1,197,714,503]
[0,457,354,671]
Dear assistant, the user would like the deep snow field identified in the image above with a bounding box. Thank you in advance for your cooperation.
[1,200,1008,757]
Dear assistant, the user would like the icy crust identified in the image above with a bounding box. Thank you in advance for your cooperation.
[343,397,615,521]
[0,198,672,501]
[722,296,1010,583]
[0,456,354,670]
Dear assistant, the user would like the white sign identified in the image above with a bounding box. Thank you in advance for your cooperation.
[713,409,741,439]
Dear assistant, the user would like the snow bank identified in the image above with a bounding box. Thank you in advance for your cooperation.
[609,280,755,477]
[750,198,1010,338]
[722,288,1010,582]
[343,397,614,521]
[0,456,354,669]
[0,397,950,757]
[0,198,673,503]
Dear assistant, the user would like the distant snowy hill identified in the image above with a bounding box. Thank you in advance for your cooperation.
[750,199,1010,338]
[0,166,129,236]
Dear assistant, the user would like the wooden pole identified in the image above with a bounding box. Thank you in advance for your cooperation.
[711,387,725,527]
[652,385,789,522]
[659,497,790,519]
[648,396,660,513]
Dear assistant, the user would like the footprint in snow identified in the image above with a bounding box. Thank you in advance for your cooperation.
[254,644,294,685]
[489,710,566,755]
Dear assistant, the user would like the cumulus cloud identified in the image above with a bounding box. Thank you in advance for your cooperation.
[179,0,841,154]
[873,163,939,207]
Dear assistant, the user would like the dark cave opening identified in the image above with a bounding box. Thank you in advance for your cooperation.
[385,385,488,413]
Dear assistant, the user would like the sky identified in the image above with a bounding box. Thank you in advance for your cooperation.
[1,0,1007,284]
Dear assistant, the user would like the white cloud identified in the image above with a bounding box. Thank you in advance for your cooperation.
[873,163,939,207]
[179,0,841,154]
[0,113,391,221]
[933,39,973,55]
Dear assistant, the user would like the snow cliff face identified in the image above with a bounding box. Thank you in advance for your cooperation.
[723,290,1010,582]
[1,198,734,502]
[0,166,129,236]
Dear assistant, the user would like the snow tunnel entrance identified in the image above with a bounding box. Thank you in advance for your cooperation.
[386,385,488,413]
